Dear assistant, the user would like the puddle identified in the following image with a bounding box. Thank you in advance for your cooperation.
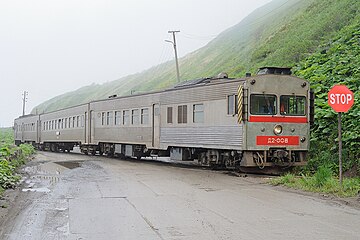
[54,161,83,169]
[22,187,51,193]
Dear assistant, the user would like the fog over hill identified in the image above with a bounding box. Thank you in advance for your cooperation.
[33,0,360,114]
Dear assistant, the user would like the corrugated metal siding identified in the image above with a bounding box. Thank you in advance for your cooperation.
[93,126,152,146]
[160,125,243,150]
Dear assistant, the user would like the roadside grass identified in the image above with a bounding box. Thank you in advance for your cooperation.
[0,128,35,196]
[270,166,360,197]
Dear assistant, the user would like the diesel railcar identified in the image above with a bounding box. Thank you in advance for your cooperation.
[14,67,313,170]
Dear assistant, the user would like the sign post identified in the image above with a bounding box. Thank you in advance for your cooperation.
[328,85,354,186]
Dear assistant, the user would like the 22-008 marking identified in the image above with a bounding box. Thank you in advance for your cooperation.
[268,137,288,144]
[256,136,299,146]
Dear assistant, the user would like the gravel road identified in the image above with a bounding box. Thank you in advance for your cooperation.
[0,151,359,240]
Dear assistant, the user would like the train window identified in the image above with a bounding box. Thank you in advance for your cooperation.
[280,95,306,116]
[69,117,72,128]
[107,112,113,125]
[178,105,187,124]
[141,108,149,125]
[64,118,67,129]
[115,111,121,125]
[123,110,130,125]
[101,113,105,126]
[227,95,238,115]
[193,104,204,123]
[167,107,173,124]
[76,116,79,127]
[250,94,277,115]
[73,117,76,128]
[81,115,85,127]
[132,109,139,125]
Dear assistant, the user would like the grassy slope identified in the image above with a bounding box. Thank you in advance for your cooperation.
[33,0,360,114]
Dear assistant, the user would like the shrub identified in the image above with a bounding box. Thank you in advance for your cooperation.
[0,159,21,189]
[313,166,333,187]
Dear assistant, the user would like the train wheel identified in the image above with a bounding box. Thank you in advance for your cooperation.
[50,144,55,152]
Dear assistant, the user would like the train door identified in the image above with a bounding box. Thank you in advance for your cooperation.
[90,110,95,143]
[37,119,41,143]
[152,104,160,148]
[21,123,24,143]
[84,111,88,144]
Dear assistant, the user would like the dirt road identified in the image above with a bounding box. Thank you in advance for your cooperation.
[1,151,359,239]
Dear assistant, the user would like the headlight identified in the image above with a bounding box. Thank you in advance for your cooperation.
[273,125,283,135]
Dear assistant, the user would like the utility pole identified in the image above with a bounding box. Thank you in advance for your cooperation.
[22,91,28,116]
[166,30,180,83]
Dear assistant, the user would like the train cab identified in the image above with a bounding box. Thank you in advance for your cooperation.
[240,67,312,169]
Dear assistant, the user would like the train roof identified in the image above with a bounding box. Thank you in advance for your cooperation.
[172,72,236,89]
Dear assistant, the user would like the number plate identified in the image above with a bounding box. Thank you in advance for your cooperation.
[256,136,299,146]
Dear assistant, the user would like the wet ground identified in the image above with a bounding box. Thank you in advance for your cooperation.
[0,151,360,240]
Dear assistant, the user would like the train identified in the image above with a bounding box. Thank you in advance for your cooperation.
[14,67,314,171]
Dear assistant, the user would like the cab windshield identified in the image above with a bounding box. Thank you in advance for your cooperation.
[280,95,306,116]
[250,94,277,115]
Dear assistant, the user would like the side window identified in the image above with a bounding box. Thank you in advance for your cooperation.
[227,95,238,115]
[81,115,85,127]
[101,112,105,126]
[76,116,80,127]
[141,108,149,125]
[123,110,130,125]
[115,111,121,125]
[167,107,173,124]
[72,117,76,128]
[107,111,113,125]
[178,105,187,124]
[64,118,67,129]
[132,109,139,125]
[193,104,204,123]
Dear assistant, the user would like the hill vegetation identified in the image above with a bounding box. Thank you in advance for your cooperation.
[295,22,360,173]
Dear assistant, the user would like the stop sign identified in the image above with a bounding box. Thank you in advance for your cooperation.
[328,85,354,112]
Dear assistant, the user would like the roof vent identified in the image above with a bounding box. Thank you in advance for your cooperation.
[257,67,292,75]
[217,72,228,79]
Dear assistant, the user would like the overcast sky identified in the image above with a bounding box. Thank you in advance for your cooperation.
[0,0,272,127]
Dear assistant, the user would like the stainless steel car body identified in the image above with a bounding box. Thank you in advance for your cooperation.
[14,68,311,170]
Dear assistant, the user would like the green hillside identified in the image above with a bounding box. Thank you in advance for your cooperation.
[33,0,360,115]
